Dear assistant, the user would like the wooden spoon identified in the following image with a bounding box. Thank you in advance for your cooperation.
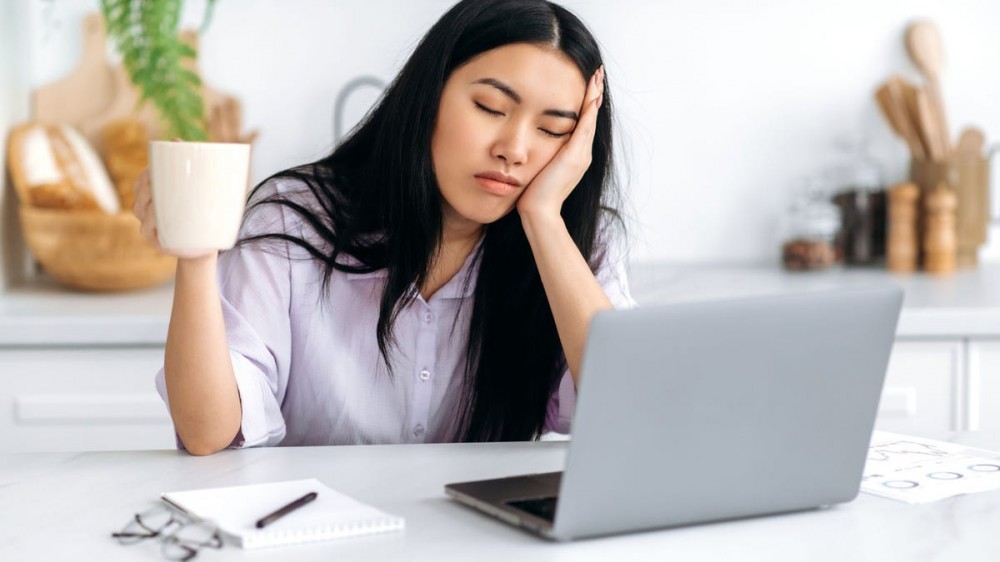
[915,88,945,161]
[896,77,931,160]
[906,21,951,154]
[875,79,925,160]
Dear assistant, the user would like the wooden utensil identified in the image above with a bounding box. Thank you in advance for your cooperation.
[906,21,951,155]
[875,77,925,160]
[915,88,946,161]
[893,77,931,160]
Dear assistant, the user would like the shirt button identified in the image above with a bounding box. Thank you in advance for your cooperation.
[413,424,425,437]
[423,311,434,323]
[419,369,431,382]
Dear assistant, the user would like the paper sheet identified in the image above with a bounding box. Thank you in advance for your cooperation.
[861,431,1000,503]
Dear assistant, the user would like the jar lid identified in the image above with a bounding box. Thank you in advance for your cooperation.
[851,165,881,190]
[802,204,841,235]
[786,197,841,238]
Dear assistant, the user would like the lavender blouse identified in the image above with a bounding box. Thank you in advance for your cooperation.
[154,178,635,448]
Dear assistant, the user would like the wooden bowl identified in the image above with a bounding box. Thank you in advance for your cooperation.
[19,206,176,291]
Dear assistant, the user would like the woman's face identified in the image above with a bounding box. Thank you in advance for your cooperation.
[431,43,587,230]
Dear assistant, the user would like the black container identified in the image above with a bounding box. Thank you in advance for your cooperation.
[832,188,887,265]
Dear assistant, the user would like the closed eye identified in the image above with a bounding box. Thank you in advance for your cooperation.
[476,102,570,139]
[475,101,504,117]
[540,128,569,139]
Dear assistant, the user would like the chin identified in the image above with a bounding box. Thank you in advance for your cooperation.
[451,200,517,226]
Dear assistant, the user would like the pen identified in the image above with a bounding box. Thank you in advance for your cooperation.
[255,491,318,529]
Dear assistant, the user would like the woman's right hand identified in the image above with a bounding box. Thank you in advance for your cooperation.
[132,168,219,261]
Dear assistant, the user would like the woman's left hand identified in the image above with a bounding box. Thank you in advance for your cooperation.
[516,65,604,220]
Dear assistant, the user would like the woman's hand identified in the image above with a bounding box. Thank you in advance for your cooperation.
[132,168,218,261]
[516,65,604,221]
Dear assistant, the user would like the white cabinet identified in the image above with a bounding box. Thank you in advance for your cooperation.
[0,347,175,452]
[876,338,1000,434]
[968,340,1000,431]
[0,337,993,452]
[876,340,964,433]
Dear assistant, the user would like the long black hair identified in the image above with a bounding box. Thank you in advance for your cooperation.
[241,0,622,442]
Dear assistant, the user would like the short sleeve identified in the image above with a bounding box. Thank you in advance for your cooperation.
[542,221,635,435]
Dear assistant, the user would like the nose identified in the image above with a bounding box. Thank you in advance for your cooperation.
[490,123,528,167]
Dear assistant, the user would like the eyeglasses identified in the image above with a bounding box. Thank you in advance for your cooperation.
[112,506,223,561]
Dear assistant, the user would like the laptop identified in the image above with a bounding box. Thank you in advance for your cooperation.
[445,285,903,541]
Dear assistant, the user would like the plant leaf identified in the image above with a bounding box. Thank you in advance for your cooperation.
[100,0,210,141]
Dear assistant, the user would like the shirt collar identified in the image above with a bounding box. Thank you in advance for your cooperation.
[345,238,482,300]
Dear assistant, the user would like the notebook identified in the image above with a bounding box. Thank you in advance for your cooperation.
[160,478,404,550]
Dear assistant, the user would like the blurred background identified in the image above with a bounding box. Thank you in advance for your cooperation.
[3,1,1000,451]
[5,0,1000,272]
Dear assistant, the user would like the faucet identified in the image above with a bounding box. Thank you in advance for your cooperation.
[333,75,386,144]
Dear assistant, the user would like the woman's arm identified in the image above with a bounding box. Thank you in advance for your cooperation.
[163,255,243,455]
[519,213,612,385]
[516,66,608,386]
[134,170,242,455]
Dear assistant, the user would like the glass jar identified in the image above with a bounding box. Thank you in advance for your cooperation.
[781,180,842,271]
[831,164,887,266]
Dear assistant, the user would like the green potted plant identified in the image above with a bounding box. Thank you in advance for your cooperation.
[99,0,218,141]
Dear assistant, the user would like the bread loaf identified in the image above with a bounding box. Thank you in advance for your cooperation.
[7,122,121,213]
[102,118,149,211]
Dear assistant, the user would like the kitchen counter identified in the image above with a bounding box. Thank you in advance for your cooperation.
[0,277,172,346]
[4,262,1000,346]
[630,262,1000,338]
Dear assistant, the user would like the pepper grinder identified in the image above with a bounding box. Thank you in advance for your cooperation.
[887,182,920,273]
[922,182,957,275]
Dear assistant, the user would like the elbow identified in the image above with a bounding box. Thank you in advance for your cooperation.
[176,421,241,457]
[183,439,228,456]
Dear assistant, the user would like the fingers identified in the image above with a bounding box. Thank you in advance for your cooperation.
[589,65,605,108]
[132,170,150,217]
[132,168,160,248]
[566,65,605,153]
[138,198,155,234]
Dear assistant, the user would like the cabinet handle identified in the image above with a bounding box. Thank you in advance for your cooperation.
[15,394,170,424]
[877,388,918,419]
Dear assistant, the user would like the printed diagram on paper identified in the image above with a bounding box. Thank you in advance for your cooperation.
[861,431,1000,503]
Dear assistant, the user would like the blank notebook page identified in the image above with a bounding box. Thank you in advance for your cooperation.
[161,478,404,549]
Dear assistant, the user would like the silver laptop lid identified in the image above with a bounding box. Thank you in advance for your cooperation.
[552,285,903,540]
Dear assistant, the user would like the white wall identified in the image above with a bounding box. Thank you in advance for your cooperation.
[1,1,32,290]
[22,0,1000,264]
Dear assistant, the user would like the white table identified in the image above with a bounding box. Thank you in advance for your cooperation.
[2,435,1000,561]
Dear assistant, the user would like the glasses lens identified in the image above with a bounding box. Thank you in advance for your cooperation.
[161,521,222,561]
[113,508,175,545]
[138,509,175,533]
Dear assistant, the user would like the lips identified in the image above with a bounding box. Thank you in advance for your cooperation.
[474,171,522,196]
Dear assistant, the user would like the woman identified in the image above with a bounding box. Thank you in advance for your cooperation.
[138,0,634,455]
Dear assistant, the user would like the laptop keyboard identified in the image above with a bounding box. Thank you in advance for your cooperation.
[507,496,558,522]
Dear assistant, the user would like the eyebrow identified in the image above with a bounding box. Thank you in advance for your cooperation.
[472,78,579,121]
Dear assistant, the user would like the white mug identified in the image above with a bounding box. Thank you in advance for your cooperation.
[149,141,251,250]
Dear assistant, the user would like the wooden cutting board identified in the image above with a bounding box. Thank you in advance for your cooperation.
[34,13,254,151]
[32,13,116,133]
